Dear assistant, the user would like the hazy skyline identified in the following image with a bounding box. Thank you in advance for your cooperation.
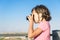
[0,0,60,33]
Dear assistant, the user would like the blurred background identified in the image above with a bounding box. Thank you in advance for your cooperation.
[0,0,60,34]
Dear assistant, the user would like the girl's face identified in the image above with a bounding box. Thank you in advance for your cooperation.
[32,10,39,23]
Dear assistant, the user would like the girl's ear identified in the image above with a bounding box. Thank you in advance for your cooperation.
[39,13,42,18]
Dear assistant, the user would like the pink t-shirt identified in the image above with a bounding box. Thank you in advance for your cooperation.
[34,21,50,40]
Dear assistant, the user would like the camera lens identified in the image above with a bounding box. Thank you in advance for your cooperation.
[26,16,29,20]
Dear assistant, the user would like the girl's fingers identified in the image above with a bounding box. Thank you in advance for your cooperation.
[28,15,33,21]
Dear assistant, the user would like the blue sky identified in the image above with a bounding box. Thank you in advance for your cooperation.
[0,0,60,33]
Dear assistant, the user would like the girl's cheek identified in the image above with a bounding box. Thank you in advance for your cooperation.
[34,15,38,22]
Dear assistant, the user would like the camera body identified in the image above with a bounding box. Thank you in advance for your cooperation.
[26,14,34,21]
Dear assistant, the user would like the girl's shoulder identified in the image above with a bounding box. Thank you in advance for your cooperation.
[38,21,50,31]
[40,21,49,24]
[39,21,50,27]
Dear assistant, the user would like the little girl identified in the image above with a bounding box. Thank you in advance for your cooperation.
[28,5,51,40]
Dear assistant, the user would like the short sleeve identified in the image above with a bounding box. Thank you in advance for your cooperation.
[38,21,48,31]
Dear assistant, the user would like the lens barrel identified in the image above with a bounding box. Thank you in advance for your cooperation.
[26,16,29,20]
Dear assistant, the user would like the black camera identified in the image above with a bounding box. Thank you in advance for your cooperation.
[26,14,35,21]
[26,14,32,20]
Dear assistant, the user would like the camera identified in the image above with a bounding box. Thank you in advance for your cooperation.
[26,14,32,20]
[26,14,35,21]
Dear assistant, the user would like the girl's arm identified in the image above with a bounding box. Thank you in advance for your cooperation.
[28,14,43,38]
[28,21,43,38]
